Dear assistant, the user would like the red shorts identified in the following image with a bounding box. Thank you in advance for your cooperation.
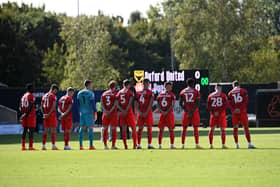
[119,112,136,127]
[182,111,200,127]
[44,115,57,128]
[210,113,227,128]
[232,112,248,126]
[61,118,73,131]
[137,111,153,126]
[22,117,36,128]
[158,112,175,129]
[102,113,118,127]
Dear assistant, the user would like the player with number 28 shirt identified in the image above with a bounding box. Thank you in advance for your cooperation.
[207,84,228,149]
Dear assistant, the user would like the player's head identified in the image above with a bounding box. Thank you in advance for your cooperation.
[215,83,222,92]
[186,78,195,87]
[67,87,75,97]
[123,79,131,89]
[142,78,150,89]
[164,82,173,92]
[26,83,34,93]
[50,84,59,94]
[84,80,92,90]
[108,80,117,91]
[232,80,240,88]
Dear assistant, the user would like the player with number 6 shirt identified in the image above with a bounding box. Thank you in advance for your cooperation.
[41,84,59,150]
[157,82,176,149]
[228,81,256,149]
[116,79,137,149]
[101,80,119,150]
[179,78,202,149]
[207,84,228,149]
[135,78,155,149]
[58,87,75,150]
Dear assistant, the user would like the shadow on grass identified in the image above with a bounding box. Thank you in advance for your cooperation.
[0,128,279,145]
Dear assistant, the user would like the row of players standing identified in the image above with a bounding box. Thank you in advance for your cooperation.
[19,78,255,151]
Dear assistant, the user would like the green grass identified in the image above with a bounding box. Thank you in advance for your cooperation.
[0,128,280,187]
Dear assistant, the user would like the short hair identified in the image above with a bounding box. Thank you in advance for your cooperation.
[164,82,172,88]
[50,84,59,91]
[108,80,117,89]
[84,80,92,87]
[123,79,130,87]
[67,87,75,93]
[186,78,195,87]
[26,83,33,92]
[233,80,240,87]
[142,78,150,84]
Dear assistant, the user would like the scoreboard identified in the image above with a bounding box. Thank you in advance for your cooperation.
[134,69,209,98]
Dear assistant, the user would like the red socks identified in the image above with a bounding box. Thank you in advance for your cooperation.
[21,138,25,147]
[181,127,187,145]
[29,138,33,148]
[122,129,127,148]
[158,129,164,145]
[103,128,108,146]
[233,127,239,144]
[244,127,251,143]
[169,130,175,145]
[112,128,117,147]
[64,132,70,146]
[193,127,199,144]
[42,133,47,145]
[147,127,152,145]
[137,128,143,145]
[221,129,226,145]
[132,128,137,148]
[209,129,214,145]
[51,133,56,145]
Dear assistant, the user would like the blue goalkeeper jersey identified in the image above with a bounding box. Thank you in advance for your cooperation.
[77,89,96,114]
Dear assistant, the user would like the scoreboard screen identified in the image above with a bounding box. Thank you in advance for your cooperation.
[134,69,209,98]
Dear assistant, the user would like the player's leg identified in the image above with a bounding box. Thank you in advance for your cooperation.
[64,129,72,150]
[121,125,128,149]
[220,127,227,149]
[111,126,118,149]
[241,113,256,148]
[51,127,58,150]
[169,127,176,149]
[158,116,165,149]
[137,125,144,149]
[42,126,49,150]
[181,112,188,149]
[21,126,28,150]
[28,127,36,150]
[233,125,239,149]
[193,126,201,149]
[79,126,85,150]
[88,126,95,150]
[103,125,109,149]
[147,126,154,149]
[208,124,215,149]
[131,125,137,149]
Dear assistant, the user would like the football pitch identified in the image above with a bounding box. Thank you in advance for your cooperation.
[0,128,280,187]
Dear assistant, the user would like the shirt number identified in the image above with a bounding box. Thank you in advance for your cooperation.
[105,96,111,106]
[120,94,126,104]
[211,97,223,107]
[43,96,49,108]
[184,93,194,103]
[140,94,145,104]
[232,93,243,103]
[161,97,167,107]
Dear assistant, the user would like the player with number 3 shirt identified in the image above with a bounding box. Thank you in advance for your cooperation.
[228,81,256,149]
[207,84,228,149]
[156,82,176,149]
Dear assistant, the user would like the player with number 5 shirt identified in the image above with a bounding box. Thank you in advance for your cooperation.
[156,82,176,149]
[228,81,256,149]
[207,84,228,149]
[101,80,118,150]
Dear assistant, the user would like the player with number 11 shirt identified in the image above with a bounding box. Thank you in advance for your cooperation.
[101,80,118,150]
[207,84,228,149]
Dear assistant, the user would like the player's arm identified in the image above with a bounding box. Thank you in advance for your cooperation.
[156,101,166,115]
[124,96,134,114]
[143,97,153,117]
[44,100,56,119]
[165,99,175,114]
[61,103,72,118]
[24,101,34,118]
[179,95,188,112]
[108,100,117,114]
[189,97,200,114]
[101,98,109,115]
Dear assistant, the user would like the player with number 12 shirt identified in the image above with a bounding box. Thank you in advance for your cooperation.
[156,82,176,149]
[207,84,228,149]
[179,78,202,149]
[228,81,256,149]
[135,78,154,149]
[101,80,118,150]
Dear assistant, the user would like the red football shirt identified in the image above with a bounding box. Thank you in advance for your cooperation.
[58,95,73,119]
[101,89,117,113]
[180,86,200,112]
[157,90,175,113]
[42,92,57,117]
[136,88,154,113]
[228,87,248,113]
[207,91,228,114]
[116,88,134,113]
[20,92,36,119]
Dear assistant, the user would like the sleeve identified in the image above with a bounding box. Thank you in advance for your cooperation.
[227,92,234,111]
[221,94,228,111]
[90,92,97,112]
[28,94,35,104]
